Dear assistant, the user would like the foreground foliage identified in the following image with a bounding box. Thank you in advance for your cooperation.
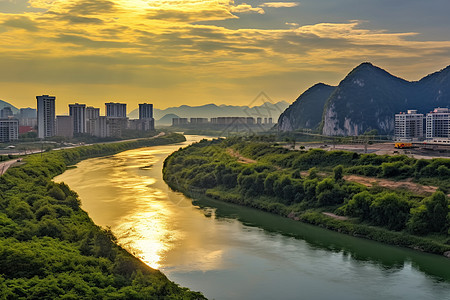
[0,133,206,299]
[163,136,450,255]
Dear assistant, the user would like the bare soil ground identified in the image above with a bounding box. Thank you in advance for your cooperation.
[296,142,450,159]
[344,175,438,195]
[322,212,348,220]
[227,148,256,164]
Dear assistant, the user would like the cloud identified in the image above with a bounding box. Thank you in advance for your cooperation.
[285,22,299,27]
[260,2,299,8]
[146,8,236,22]
[230,4,265,14]
[1,0,450,110]
[2,16,39,31]
[53,34,132,48]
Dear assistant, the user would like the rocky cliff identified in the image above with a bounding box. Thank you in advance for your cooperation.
[278,83,335,132]
[278,62,450,136]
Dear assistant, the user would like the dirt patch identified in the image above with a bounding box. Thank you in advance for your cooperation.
[227,148,257,164]
[322,212,348,220]
[344,175,438,195]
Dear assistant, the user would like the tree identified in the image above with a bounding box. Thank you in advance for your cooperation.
[369,193,410,230]
[408,191,449,234]
[333,165,344,182]
[308,167,318,179]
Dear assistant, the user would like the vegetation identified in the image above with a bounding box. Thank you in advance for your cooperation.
[3,130,162,153]
[0,133,206,299]
[163,136,450,255]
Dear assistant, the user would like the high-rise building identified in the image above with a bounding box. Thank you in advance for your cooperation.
[86,106,100,135]
[69,103,86,134]
[139,103,153,119]
[86,106,100,120]
[56,115,74,138]
[18,108,37,127]
[0,118,19,142]
[105,102,127,118]
[93,116,108,138]
[394,110,424,141]
[37,95,56,139]
[426,108,450,143]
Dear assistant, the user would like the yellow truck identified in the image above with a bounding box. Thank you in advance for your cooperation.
[394,142,412,149]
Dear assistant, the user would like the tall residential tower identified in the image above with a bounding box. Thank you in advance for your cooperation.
[69,103,86,134]
[37,95,56,139]
[105,102,127,118]
[139,103,153,120]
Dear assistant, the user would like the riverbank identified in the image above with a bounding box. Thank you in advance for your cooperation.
[0,133,206,298]
[163,137,450,257]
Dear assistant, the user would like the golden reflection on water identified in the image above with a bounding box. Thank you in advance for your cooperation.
[96,150,178,269]
[55,137,228,271]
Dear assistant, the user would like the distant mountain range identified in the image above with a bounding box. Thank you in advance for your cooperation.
[128,101,290,121]
[0,100,19,114]
[157,113,179,126]
[278,62,450,136]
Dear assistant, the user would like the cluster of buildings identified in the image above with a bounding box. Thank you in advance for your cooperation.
[0,95,155,142]
[395,108,450,144]
[172,116,273,126]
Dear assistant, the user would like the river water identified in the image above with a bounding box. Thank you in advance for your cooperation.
[55,135,450,300]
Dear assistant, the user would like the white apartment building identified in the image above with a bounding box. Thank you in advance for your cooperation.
[37,95,56,139]
[0,118,19,142]
[86,106,100,135]
[69,103,86,134]
[394,110,424,141]
[426,108,450,144]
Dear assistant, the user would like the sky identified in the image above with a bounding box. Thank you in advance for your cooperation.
[1,0,450,114]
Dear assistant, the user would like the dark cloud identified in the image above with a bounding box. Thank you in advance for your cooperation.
[65,15,104,24]
[194,40,265,54]
[66,0,117,15]
[2,16,39,32]
[188,27,230,40]
[54,34,132,48]
[267,33,353,54]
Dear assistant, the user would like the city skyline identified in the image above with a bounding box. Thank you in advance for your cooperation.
[1,0,450,112]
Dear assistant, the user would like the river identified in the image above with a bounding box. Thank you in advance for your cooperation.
[55,135,450,300]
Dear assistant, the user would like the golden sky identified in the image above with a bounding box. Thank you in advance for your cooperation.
[1,0,450,114]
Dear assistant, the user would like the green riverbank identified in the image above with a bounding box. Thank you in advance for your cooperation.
[163,136,450,257]
[0,133,206,299]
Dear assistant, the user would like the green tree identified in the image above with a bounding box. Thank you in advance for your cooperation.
[408,191,449,234]
[333,165,344,182]
[344,191,374,220]
[370,193,410,230]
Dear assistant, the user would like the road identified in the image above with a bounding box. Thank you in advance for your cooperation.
[0,159,19,176]
[0,132,167,176]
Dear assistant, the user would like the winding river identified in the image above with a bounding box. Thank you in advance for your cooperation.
[55,135,450,300]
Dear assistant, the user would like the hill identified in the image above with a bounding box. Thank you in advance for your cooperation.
[278,83,335,132]
[0,100,19,114]
[156,113,179,126]
[128,101,290,120]
[279,63,450,135]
